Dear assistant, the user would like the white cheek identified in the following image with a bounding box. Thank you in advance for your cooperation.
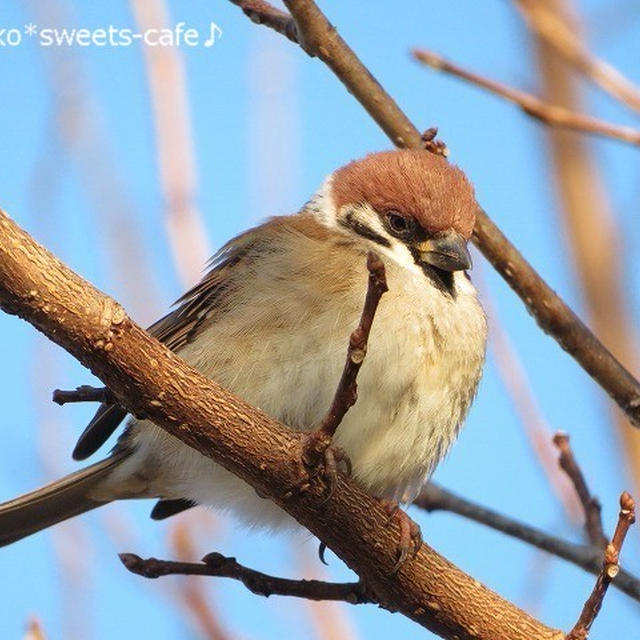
[309,192,466,283]
[378,241,424,275]
[335,203,422,274]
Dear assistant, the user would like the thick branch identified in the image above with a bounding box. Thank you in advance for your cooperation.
[0,210,561,640]
[120,552,373,604]
[415,483,640,603]
[228,0,640,428]
[412,49,640,147]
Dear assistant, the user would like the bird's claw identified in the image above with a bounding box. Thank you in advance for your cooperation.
[380,499,423,573]
[298,430,352,502]
[317,541,328,565]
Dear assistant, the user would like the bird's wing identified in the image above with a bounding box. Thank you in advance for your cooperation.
[72,224,269,461]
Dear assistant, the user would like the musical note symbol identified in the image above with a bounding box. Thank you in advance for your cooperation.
[204,22,222,48]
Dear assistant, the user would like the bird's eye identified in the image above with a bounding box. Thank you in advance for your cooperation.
[386,211,410,236]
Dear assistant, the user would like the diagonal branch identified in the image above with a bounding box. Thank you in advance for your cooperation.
[512,0,640,113]
[302,252,387,500]
[312,251,388,442]
[412,49,640,147]
[120,551,373,604]
[0,209,561,639]
[227,0,640,429]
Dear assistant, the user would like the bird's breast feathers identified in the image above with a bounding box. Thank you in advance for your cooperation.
[124,214,486,523]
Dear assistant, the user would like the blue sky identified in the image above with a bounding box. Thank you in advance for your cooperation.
[0,1,639,638]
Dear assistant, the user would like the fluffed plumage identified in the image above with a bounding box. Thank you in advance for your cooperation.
[0,149,487,544]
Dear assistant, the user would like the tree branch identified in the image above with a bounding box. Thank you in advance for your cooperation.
[52,385,114,406]
[412,49,640,147]
[553,432,607,548]
[230,0,299,44]
[120,551,373,604]
[320,251,387,439]
[415,483,640,603]
[227,0,640,429]
[0,210,561,639]
[512,0,640,113]
[567,493,636,639]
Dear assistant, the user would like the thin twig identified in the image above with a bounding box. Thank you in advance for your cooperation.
[228,0,640,429]
[512,0,640,113]
[302,252,387,497]
[412,49,640,147]
[553,433,607,548]
[316,251,387,442]
[567,492,636,640]
[415,483,640,603]
[51,385,115,406]
[230,0,300,44]
[119,552,373,604]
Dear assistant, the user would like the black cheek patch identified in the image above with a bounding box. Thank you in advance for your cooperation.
[409,246,456,298]
[339,211,392,248]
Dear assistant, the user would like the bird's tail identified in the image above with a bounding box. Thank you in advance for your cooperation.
[0,451,129,547]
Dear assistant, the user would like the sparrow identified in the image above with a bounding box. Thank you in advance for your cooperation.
[0,149,487,547]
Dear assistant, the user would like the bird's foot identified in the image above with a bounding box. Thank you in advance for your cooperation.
[296,430,352,501]
[379,499,423,573]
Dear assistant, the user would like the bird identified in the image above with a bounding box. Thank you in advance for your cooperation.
[0,149,487,550]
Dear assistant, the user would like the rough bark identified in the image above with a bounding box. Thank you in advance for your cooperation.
[0,210,562,640]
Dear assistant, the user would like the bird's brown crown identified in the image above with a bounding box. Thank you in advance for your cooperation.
[331,150,478,239]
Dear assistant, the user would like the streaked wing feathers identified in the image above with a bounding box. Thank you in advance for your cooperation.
[73,224,267,460]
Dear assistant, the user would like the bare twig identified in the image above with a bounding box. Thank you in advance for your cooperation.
[52,385,114,406]
[313,251,387,444]
[567,492,636,640]
[412,49,640,147]
[227,0,640,429]
[553,433,607,548]
[415,483,640,603]
[120,552,373,605]
[302,252,387,498]
[513,0,640,113]
[231,0,299,43]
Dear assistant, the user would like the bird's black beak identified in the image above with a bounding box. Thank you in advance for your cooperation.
[417,230,472,272]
